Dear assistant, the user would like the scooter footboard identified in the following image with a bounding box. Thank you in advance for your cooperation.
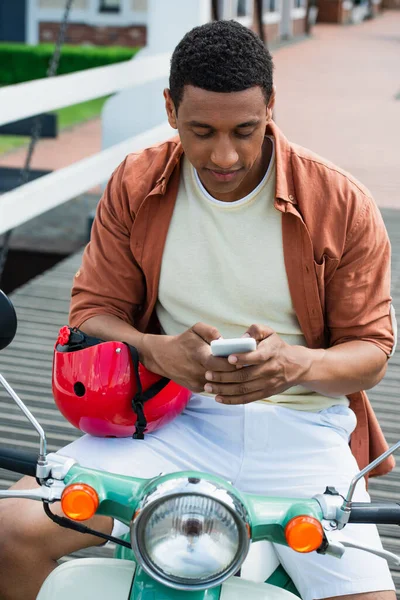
[36,558,136,600]
[37,557,300,600]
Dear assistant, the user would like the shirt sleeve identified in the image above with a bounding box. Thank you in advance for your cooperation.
[326,197,396,357]
[69,158,145,328]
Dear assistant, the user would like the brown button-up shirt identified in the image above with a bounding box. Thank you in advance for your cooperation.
[70,121,395,478]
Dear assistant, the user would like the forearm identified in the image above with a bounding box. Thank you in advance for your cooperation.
[79,315,150,361]
[298,340,388,397]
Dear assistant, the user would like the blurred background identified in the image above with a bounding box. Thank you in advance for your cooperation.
[0,0,399,592]
[0,0,399,291]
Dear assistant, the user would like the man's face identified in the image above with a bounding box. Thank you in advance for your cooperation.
[164,85,274,202]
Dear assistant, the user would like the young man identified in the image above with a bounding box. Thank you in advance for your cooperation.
[0,20,396,600]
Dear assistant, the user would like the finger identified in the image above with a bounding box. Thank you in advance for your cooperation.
[204,355,239,372]
[191,322,222,344]
[244,324,275,342]
[204,377,265,398]
[215,388,268,405]
[227,348,270,366]
[205,365,262,383]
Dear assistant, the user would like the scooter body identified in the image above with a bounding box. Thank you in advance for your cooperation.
[34,460,311,599]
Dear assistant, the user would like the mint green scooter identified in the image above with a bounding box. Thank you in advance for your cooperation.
[0,290,399,600]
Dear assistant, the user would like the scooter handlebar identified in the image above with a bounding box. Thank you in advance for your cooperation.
[0,447,38,477]
[349,502,400,525]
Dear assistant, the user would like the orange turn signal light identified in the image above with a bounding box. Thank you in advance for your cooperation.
[285,515,323,553]
[61,483,99,521]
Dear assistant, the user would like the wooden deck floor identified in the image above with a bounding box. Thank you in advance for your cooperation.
[1,207,400,591]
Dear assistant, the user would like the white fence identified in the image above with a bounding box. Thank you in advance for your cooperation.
[0,54,170,128]
[0,53,172,236]
[0,0,213,238]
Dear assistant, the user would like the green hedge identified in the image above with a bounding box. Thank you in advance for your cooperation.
[0,43,139,85]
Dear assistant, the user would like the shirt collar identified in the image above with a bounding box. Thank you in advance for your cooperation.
[266,121,297,206]
[149,136,183,196]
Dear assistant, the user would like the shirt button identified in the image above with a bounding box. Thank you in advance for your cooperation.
[289,194,295,201]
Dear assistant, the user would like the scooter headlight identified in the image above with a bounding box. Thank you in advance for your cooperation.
[130,476,251,590]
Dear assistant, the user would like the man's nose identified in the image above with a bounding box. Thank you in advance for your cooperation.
[210,138,239,170]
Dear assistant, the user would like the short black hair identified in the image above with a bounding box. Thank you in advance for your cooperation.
[169,20,274,110]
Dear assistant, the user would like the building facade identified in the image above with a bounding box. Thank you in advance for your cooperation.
[27,0,147,46]
[222,0,309,44]
[316,0,383,24]
[0,0,393,47]
[7,0,310,47]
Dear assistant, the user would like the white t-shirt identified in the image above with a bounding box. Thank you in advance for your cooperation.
[156,139,348,411]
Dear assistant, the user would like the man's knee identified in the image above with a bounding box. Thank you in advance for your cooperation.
[0,475,113,600]
[0,477,49,559]
[0,475,113,561]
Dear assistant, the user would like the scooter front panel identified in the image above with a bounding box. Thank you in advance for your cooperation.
[130,566,221,599]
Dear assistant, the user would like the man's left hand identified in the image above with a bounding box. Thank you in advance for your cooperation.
[203,324,313,405]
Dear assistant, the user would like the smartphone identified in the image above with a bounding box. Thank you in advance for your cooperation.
[210,337,256,357]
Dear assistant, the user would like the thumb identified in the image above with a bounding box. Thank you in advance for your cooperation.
[191,322,222,344]
[244,324,275,342]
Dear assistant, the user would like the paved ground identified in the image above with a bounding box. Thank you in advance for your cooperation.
[8,192,100,254]
[0,118,101,175]
[1,11,399,215]
[273,12,400,209]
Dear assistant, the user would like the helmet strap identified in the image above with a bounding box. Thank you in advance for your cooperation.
[125,344,170,440]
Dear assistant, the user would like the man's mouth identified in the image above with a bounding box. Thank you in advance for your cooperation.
[206,168,242,182]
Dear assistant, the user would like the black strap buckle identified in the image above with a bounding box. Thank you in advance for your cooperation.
[132,398,146,440]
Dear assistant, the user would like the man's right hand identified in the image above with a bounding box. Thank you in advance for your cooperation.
[140,323,237,392]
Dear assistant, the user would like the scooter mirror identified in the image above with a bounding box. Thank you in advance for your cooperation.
[0,290,17,351]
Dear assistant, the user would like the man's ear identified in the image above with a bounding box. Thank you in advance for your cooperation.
[266,85,276,123]
[164,89,178,129]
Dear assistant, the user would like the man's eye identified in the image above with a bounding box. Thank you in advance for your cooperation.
[236,130,254,138]
[193,131,213,139]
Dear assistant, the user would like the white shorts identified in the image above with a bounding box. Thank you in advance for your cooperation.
[60,395,395,600]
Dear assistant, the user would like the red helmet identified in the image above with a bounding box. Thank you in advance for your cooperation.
[52,327,191,438]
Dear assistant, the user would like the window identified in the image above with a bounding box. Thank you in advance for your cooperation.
[263,0,278,12]
[292,0,307,17]
[237,0,250,16]
[262,0,281,24]
[235,0,253,24]
[99,0,121,13]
